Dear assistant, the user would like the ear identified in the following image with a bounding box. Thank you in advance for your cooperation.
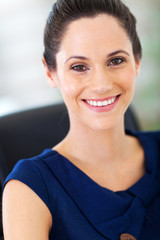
[135,60,141,77]
[42,58,58,88]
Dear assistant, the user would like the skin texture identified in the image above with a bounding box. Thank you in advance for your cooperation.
[2,180,52,240]
[48,15,144,191]
[3,14,144,239]
[50,15,140,131]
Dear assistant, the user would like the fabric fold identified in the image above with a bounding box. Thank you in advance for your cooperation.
[43,148,159,239]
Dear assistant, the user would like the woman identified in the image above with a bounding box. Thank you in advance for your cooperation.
[2,0,160,239]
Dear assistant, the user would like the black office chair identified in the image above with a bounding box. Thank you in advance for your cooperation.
[0,103,140,239]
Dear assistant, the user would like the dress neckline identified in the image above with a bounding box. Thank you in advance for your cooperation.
[42,130,160,239]
[48,129,151,194]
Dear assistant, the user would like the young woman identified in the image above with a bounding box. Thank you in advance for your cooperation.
[2,0,160,239]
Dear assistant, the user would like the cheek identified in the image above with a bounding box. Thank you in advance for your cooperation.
[59,76,83,100]
[118,68,136,92]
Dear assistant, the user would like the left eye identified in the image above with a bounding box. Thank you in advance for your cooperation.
[108,57,124,66]
[71,65,87,72]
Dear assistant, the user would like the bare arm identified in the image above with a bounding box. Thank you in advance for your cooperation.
[2,180,52,240]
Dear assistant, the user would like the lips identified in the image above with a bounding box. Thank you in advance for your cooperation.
[83,95,120,107]
[82,94,121,112]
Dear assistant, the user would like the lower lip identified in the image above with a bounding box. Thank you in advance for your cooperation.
[83,95,121,113]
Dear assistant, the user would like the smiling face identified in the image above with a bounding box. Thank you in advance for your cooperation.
[46,14,140,131]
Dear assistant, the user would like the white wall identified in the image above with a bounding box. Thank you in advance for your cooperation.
[0,0,61,116]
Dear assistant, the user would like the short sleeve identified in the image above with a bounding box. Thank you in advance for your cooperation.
[2,159,52,214]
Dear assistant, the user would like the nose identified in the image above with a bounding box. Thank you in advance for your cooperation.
[90,68,113,94]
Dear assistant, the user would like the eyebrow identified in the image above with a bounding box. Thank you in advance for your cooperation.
[64,50,130,64]
[107,50,130,57]
[65,56,89,64]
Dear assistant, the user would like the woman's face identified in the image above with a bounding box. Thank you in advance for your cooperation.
[49,14,140,131]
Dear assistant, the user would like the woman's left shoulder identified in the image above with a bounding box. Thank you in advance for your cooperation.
[134,131,160,158]
[136,130,160,141]
[127,129,160,140]
[126,129,160,150]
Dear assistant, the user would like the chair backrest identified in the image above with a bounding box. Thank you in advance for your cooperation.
[0,103,140,239]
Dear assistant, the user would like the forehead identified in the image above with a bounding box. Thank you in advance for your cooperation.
[58,14,132,57]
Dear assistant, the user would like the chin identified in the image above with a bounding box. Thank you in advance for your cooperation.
[87,118,120,132]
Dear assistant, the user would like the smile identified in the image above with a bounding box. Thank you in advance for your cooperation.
[84,95,119,107]
[82,95,121,113]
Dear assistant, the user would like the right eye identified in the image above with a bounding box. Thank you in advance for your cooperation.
[71,64,88,72]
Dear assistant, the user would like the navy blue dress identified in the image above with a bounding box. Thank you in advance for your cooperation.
[3,130,160,240]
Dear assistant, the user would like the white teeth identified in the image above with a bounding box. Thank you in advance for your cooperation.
[86,96,117,107]
[112,97,116,103]
[103,100,108,106]
[108,99,111,104]
[93,101,97,106]
[98,101,102,106]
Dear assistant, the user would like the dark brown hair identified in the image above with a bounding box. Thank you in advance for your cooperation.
[43,0,142,71]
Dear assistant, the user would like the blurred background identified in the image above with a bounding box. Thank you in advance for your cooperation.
[0,0,160,130]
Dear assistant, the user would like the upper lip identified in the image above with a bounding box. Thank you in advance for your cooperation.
[83,94,120,101]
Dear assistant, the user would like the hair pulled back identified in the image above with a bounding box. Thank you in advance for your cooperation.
[43,0,142,71]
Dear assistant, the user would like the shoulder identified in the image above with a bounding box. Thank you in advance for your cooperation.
[135,130,160,149]
[136,130,160,139]
[2,149,57,239]
[126,129,160,161]
[2,149,59,215]
[3,179,52,240]
[127,129,160,145]
[126,130,160,182]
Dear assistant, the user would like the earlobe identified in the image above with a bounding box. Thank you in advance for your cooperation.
[47,72,58,88]
[42,58,58,88]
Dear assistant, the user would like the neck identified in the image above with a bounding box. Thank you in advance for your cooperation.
[58,117,130,166]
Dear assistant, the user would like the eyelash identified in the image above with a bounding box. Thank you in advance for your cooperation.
[70,57,125,72]
[71,65,88,72]
[108,57,125,66]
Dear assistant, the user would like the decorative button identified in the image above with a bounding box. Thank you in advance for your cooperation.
[120,233,136,240]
